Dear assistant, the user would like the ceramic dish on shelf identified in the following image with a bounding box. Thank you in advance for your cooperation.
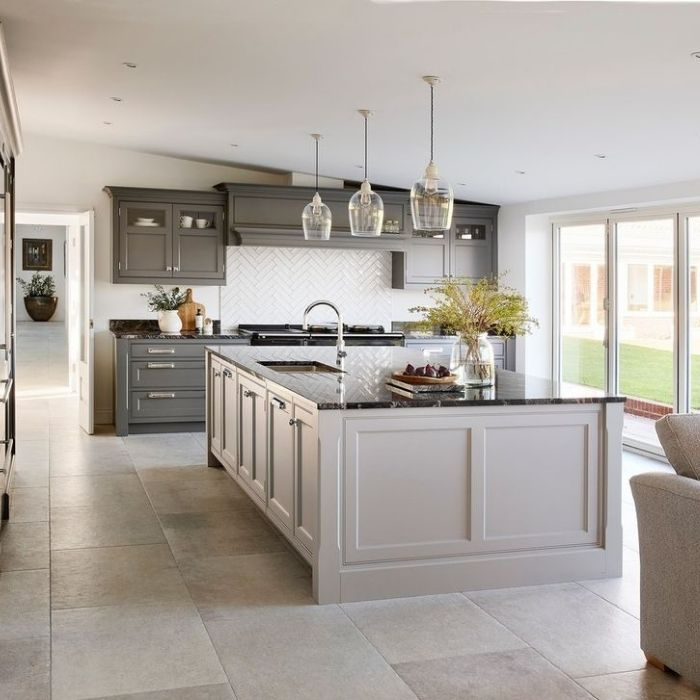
[390,372,458,385]
[133,221,160,227]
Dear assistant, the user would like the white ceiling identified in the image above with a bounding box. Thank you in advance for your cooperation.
[3,0,700,204]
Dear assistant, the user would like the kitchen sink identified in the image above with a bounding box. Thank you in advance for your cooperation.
[258,360,344,374]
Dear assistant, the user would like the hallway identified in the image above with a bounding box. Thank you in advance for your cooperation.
[0,395,698,699]
[15,321,70,397]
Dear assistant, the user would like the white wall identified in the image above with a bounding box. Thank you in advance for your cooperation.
[15,223,67,322]
[15,133,287,424]
[498,176,700,378]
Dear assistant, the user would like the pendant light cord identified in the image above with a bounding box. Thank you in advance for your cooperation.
[364,114,368,180]
[430,82,434,164]
[315,137,319,191]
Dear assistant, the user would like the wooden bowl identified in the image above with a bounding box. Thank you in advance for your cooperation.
[391,372,458,385]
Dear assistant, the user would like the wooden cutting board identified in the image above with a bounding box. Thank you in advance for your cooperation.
[177,289,206,331]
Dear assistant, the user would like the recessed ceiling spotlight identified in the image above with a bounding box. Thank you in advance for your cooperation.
[102,121,112,126]
[457,182,467,186]
[354,164,364,169]
[515,170,526,175]
[122,62,137,69]
[594,153,607,159]
[691,51,700,60]
[230,143,239,147]
[110,96,123,102]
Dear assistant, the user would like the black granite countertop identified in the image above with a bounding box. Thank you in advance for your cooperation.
[109,319,247,341]
[206,345,626,410]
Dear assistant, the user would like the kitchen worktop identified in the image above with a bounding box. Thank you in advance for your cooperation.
[206,344,625,410]
[109,319,246,340]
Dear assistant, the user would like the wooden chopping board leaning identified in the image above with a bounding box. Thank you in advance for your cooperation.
[177,288,206,331]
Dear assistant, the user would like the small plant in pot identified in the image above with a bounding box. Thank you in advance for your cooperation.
[141,285,187,334]
[17,272,58,322]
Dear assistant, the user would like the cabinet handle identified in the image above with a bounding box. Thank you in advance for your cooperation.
[272,397,287,410]
[289,418,299,426]
[223,368,233,378]
[213,370,221,378]
[147,348,175,355]
[147,392,176,399]
[243,389,254,398]
[147,362,175,369]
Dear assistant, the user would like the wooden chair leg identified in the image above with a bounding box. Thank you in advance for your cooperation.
[645,653,669,673]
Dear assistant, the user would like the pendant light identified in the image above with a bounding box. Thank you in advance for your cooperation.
[302,133,332,241]
[410,76,454,232]
[349,110,384,237]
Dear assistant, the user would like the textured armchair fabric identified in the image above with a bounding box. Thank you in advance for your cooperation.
[631,471,700,687]
[655,414,700,480]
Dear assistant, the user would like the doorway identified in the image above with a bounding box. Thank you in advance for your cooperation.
[14,211,94,433]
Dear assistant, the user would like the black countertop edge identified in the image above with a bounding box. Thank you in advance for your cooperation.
[112,331,247,340]
[205,345,626,411]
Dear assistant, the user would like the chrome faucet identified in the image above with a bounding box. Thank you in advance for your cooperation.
[302,299,347,365]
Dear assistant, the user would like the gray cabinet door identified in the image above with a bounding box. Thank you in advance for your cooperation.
[268,389,295,532]
[293,399,318,553]
[405,237,450,285]
[118,202,172,278]
[238,373,267,503]
[172,204,225,281]
[451,217,494,280]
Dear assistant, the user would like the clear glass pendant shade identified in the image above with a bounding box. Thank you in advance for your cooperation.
[411,161,454,231]
[302,192,332,241]
[349,179,383,237]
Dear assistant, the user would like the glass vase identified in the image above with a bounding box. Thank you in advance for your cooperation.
[451,333,495,387]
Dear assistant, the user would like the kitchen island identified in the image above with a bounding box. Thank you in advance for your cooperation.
[206,345,625,604]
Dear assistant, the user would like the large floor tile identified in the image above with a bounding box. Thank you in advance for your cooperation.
[160,509,286,561]
[207,605,417,700]
[51,501,165,550]
[180,551,312,618]
[51,543,190,610]
[579,668,700,699]
[50,472,150,509]
[0,521,49,571]
[9,486,49,522]
[51,601,228,700]
[137,464,230,484]
[342,593,525,664]
[50,442,135,476]
[468,583,646,678]
[0,569,50,640]
[124,434,206,468]
[393,647,593,700]
[579,546,640,618]
[0,636,50,699]
[87,683,236,699]
[13,459,49,487]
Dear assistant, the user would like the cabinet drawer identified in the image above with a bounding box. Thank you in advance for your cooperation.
[130,360,204,389]
[130,343,206,360]
[129,390,205,421]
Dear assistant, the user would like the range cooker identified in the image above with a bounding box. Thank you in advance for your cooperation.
[237,324,405,347]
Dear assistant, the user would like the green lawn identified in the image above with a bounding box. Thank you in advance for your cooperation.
[563,336,700,408]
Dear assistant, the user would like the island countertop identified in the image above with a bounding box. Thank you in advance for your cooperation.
[206,344,625,410]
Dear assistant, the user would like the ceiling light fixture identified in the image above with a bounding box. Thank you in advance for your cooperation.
[122,62,137,69]
[349,110,384,237]
[110,96,123,102]
[692,51,700,60]
[301,134,332,241]
[102,121,112,126]
[515,170,526,175]
[230,143,239,147]
[411,76,453,232]
[594,154,607,159]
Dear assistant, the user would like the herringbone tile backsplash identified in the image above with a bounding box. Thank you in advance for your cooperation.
[220,247,393,328]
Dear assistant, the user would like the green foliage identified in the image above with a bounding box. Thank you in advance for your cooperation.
[410,275,538,338]
[17,272,56,298]
[141,284,187,312]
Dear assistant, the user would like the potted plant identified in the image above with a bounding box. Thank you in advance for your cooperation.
[410,276,538,386]
[141,284,187,334]
[17,272,58,322]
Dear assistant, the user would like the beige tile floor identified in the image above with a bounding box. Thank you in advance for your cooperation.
[1,395,699,700]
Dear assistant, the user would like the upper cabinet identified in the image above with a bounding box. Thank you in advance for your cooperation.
[215,183,410,250]
[105,187,227,285]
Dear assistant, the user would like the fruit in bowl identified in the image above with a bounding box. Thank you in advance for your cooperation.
[403,363,451,379]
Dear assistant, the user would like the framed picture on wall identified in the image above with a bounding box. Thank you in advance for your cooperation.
[22,238,52,271]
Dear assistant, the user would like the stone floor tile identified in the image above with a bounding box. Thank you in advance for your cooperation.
[50,443,135,476]
[51,601,228,700]
[51,543,190,610]
[137,464,230,484]
[50,472,150,509]
[9,487,49,522]
[0,521,50,571]
[124,434,206,469]
[578,668,700,699]
[86,683,236,699]
[160,509,286,561]
[180,551,313,618]
[468,582,645,678]
[13,460,50,487]
[343,593,526,664]
[0,636,50,699]
[579,546,640,618]
[0,569,50,641]
[206,605,417,700]
[393,647,593,700]
[51,501,165,550]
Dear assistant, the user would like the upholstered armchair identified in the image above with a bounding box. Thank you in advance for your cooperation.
[630,414,700,688]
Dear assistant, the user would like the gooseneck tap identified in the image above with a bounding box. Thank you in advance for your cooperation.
[302,300,347,365]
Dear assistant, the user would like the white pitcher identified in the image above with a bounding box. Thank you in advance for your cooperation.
[158,310,182,334]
